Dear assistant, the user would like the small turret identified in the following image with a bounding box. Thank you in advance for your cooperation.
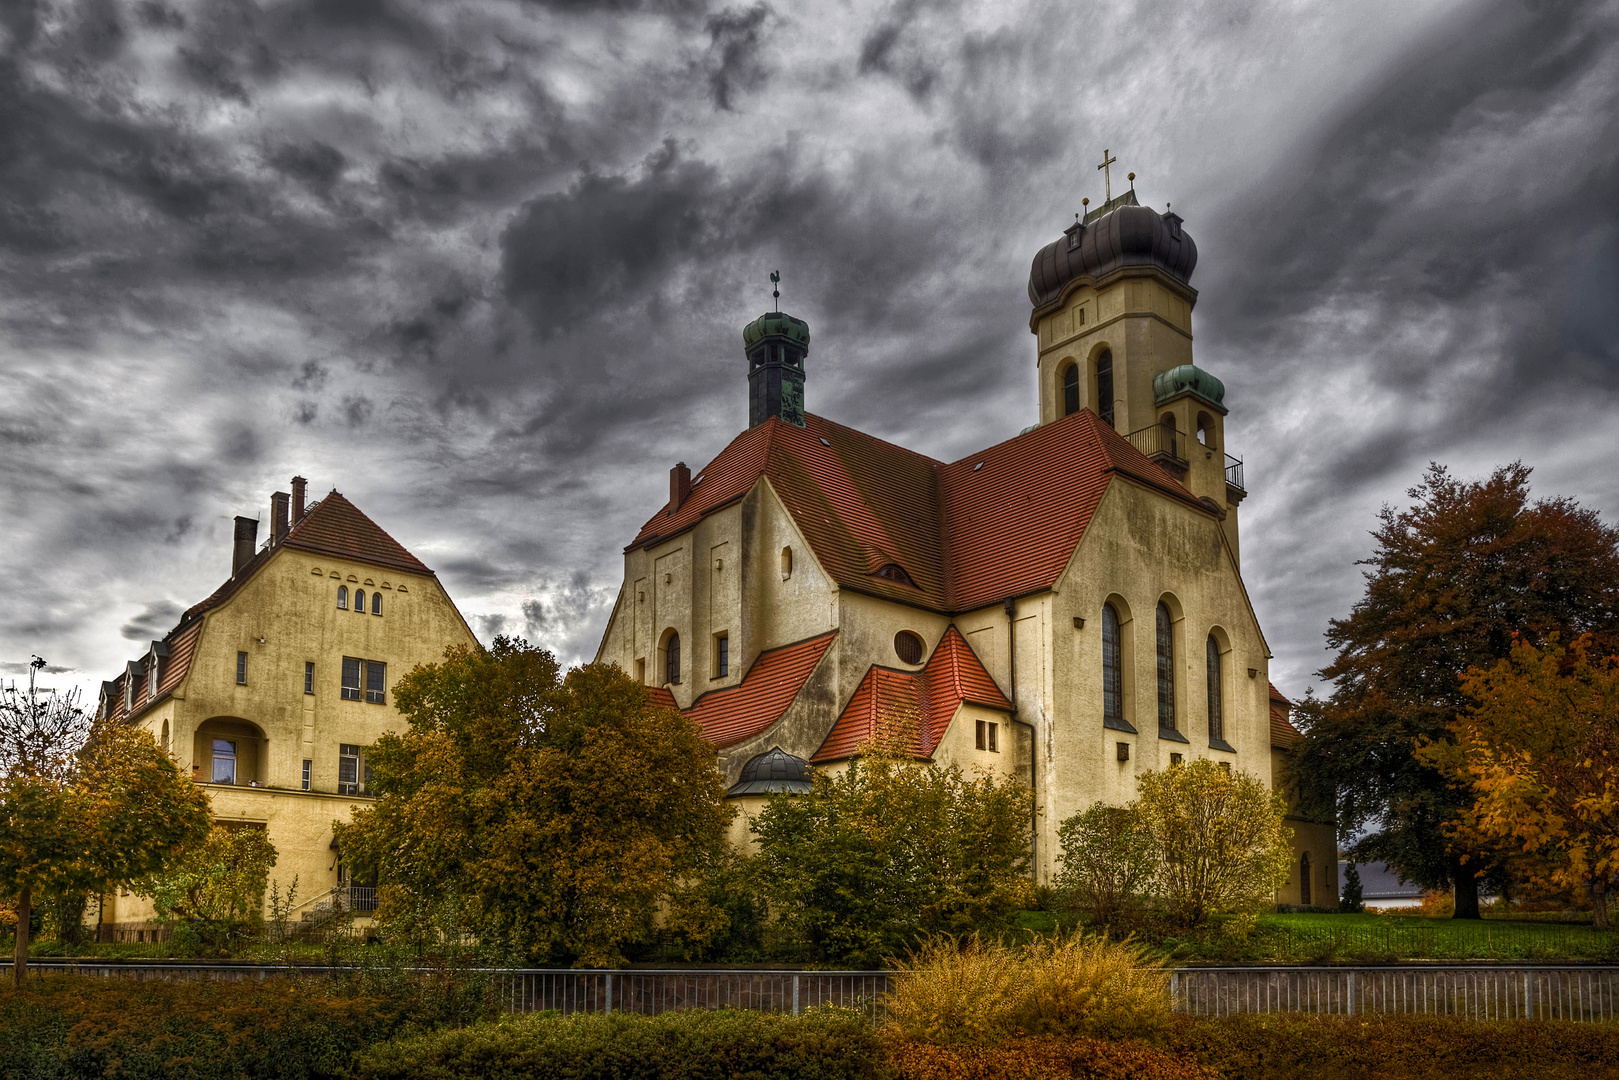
[744,310,809,428]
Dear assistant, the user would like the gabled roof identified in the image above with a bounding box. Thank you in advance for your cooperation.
[105,490,435,724]
[629,409,1210,614]
[813,626,1010,763]
[684,632,838,749]
[1269,682,1302,749]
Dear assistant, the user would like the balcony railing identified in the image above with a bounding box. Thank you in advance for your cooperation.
[1125,423,1189,472]
[337,885,377,913]
[1224,453,1245,492]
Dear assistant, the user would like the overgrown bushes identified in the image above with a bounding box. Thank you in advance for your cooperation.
[0,974,407,1080]
[882,934,1169,1046]
[351,1007,881,1080]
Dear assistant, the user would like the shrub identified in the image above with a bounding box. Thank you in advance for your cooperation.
[0,974,405,1080]
[351,1006,880,1080]
[885,1035,1215,1080]
[1168,1013,1619,1080]
[883,934,1171,1046]
[1055,803,1155,927]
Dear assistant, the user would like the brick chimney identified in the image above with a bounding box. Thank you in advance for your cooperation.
[271,491,291,544]
[291,476,307,521]
[669,462,691,514]
[232,516,259,576]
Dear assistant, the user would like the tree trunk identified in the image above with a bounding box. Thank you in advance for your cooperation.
[1452,866,1482,920]
[12,886,29,989]
[1593,879,1609,930]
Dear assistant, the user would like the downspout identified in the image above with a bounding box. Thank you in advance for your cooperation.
[1004,596,1039,880]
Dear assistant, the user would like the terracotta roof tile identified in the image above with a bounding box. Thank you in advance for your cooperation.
[685,632,837,749]
[645,686,679,711]
[1271,703,1302,749]
[1268,681,1291,705]
[812,626,1009,763]
[631,410,1211,614]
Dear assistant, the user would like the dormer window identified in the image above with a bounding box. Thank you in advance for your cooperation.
[148,658,160,701]
[874,563,915,587]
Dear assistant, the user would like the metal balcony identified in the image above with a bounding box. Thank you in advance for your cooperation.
[1224,453,1245,493]
[1125,423,1189,475]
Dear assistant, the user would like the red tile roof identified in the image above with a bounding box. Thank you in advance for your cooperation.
[684,632,837,749]
[1269,683,1301,748]
[645,686,679,711]
[630,409,1210,614]
[813,626,1010,763]
[107,490,434,724]
[1268,681,1291,705]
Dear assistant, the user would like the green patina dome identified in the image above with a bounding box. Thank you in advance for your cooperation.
[743,310,810,348]
[1153,364,1227,414]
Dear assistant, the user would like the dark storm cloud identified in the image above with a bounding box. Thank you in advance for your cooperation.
[704,4,772,110]
[120,601,184,641]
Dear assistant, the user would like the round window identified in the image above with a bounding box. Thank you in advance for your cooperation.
[894,631,924,665]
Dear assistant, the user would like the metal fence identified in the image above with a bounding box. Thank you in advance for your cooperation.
[10,961,1619,1023]
[1174,966,1619,1022]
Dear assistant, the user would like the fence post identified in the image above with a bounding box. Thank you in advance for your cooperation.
[605,972,613,1015]
[1170,970,1180,1012]
[1346,970,1355,1015]
[793,974,801,1016]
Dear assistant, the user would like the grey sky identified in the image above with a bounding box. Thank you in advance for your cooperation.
[1,0,1615,701]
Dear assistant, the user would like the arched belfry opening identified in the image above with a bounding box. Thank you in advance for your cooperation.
[1095,349,1115,428]
[1061,362,1079,416]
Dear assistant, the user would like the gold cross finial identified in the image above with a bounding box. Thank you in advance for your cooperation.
[1097,148,1117,203]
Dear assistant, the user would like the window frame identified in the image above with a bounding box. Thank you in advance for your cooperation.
[304,661,315,696]
[372,591,382,616]
[212,739,237,784]
[1102,603,1126,731]
[341,656,363,702]
[1095,349,1115,428]
[1156,602,1176,734]
[236,651,248,686]
[365,660,386,705]
[713,632,729,679]
[665,632,681,686]
[338,743,363,796]
[301,759,311,792]
[337,585,348,610]
[1061,362,1079,416]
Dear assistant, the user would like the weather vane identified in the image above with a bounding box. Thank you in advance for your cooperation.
[770,270,780,313]
[1097,148,1117,203]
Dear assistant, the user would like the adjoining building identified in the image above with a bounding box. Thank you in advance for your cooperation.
[96,480,478,939]
[1270,685,1339,908]
[597,186,1337,896]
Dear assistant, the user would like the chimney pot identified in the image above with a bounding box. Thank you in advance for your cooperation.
[291,476,307,521]
[669,462,692,514]
[271,492,291,545]
[232,516,260,576]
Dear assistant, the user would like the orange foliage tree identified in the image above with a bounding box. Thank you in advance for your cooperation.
[1431,636,1619,927]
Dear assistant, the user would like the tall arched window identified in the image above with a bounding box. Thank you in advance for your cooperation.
[1300,852,1313,906]
[666,632,681,686]
[1206,635,1223,743]
[1102,603,1123,727]
[1156,602,1175,731]
[372,592,382,616]
[1061,363,1079,416]
[355,589,366,614]
[337,585,348,610]
[1095,350,1115,428]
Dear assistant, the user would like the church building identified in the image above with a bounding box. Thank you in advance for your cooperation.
[597,185,1337,896]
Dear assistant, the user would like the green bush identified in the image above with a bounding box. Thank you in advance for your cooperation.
[885,1034,1214,1080]
[351,1007,880,1080]
[0,974,406,1080]
[1168,1013,1619,1080]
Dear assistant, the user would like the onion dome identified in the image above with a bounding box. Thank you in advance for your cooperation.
[1027,191,1197,312]
[743,311,810,348]
[1152,364,1226,414]
[727,746,814,796]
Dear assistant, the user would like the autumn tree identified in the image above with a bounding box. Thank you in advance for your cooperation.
[1054,802,1156,927]
[750,750,1032,966]
[1133,759,1292,927]
[1430,636,1619,927]
[1291,463,1619,918]
[134,823,278,954]
[336,638,734,967]
[0,673,211,985]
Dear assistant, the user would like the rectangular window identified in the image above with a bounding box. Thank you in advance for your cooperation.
[301,759,311,792]
[1170,752,1184,767]
[342,657,362,701]
[304,662,315,695]
[976,720,1000,752]
[339,744,362,795]
[212,739,237,784]
[635,658,646,683]
[236,651,247,685]
[714,633,729,678]
[365,660,386,705]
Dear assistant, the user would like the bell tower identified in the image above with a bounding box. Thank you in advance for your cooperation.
[744,307,810,429]
[1025,178,1247,563]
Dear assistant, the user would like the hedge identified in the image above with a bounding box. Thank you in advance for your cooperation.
[1167,1013,1619,1080]
[884,1035,1215,1080]
[0,974,407,1080]
[350,1007,881,1080]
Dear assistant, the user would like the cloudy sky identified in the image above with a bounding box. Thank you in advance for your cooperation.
[2,0,1616,702]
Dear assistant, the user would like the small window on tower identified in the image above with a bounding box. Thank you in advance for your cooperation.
[1096,349,1115,428]
[780,546,792,580]
[354,589,366,615]
[304,661,315,695]
[1061,362,1079,417]
[236,651,248,686]
[713,633,729,678]
[337,586,348,610]
[372,592,382,616]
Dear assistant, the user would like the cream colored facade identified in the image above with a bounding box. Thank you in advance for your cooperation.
[598,194,1335,900]
[99,488,478,937]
